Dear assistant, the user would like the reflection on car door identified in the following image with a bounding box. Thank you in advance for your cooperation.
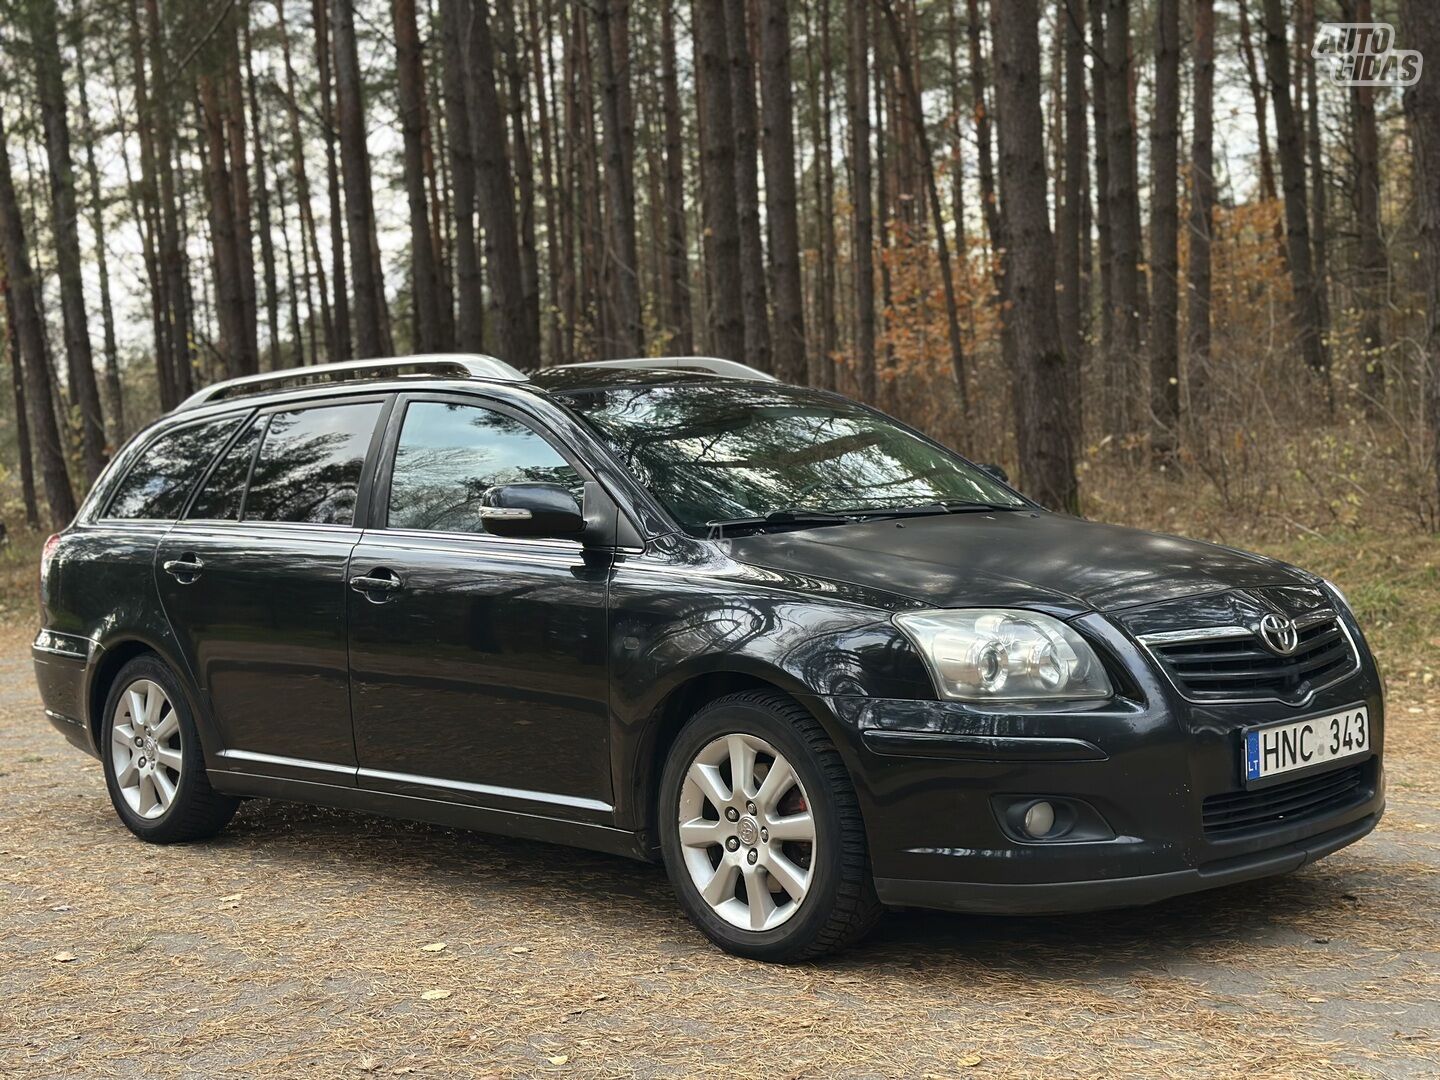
[155,397,389,782]
[346,395,613,819]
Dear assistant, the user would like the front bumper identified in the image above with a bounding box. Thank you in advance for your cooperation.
[821,611,1386,915]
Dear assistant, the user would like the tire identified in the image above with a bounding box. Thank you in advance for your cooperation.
[101,654,239,843]
[658,690,882,961]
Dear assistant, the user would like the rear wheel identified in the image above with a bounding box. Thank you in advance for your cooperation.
[659,691,882,961]
[102,655,239,843]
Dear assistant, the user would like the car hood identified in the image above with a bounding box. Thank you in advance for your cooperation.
[721,511,1310,614]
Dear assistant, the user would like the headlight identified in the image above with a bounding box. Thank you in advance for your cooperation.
[894,609,1114,703]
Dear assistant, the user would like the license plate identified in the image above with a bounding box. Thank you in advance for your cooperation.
[1244,706,1370,783]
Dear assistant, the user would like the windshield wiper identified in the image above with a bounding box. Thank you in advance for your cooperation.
[842,500,1024,518]
[706,508,854,537]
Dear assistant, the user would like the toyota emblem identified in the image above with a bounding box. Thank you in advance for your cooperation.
[1257,612,1300,655]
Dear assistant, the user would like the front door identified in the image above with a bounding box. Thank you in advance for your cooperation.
[346,396,612,819]
[156,398,389,781]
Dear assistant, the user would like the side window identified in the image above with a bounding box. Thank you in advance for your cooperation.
[245,403,384,525]
[105,415,244,520]
[387,401,583,534]
[189,420,262,521]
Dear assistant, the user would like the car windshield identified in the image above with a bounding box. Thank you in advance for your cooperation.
[559,382,1025,534]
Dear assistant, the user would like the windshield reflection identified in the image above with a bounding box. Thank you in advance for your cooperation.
[560,383,1022,533]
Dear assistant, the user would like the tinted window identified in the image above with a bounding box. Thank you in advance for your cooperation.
[245,403,383,525]
[105,415,244,520]
[189,420,261,521]
[387,401,582,533]
[563,383,1024,532]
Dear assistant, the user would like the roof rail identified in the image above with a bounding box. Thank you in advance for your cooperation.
[555,356,779,382]
[174,353,528,411]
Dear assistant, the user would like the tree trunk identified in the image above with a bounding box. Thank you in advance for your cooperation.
[694,0,745,362]
[968,0,1010,377]
[759,0,805,383]
[991,0,1079,512]
[1089,0,1112,357]
[527,0,560,363]
[1302,0,1333,383]
[331,0,389,357]
[0,105,76,527]
[72,36,125,444]
[1148,0,1179,459]
[1238,0,1278,201]
[125,0,172,406]
[393,0,444,353]
[438,0,483,352]
[1261,0,1331,386]
[596,0,642,356]
[3,280,40,528]
[198,68,253,381]
[879,0,967,409]
[1057,0,1086,383]
[1399,0,1440,516]
[461,0,539,368]
[1187,0,1216,417]
[28,0,106,481]
[725,0,771,372]
[276,0,334,361]
[496,0,541,359]
[244,20,281,371]
[1348,0,1387,408]
[659,0,693,354]
[1103,0,1141,438]
[847,0,876,400]
[313,0,352,359]
[805,0,837,388]
[225,29,261,373]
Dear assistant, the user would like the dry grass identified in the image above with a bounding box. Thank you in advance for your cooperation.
[0,526,1437,1077]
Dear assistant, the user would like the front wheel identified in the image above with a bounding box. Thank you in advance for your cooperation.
[658,691,882,961]
[102,655,239,843]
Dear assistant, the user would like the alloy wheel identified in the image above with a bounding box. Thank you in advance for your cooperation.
[110,679,183,820]
[677,733,817,931]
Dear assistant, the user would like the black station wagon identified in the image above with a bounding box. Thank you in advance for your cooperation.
[34,354,1384,961]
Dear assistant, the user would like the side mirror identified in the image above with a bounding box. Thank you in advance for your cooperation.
[977,462,1010,485]
[479,483,585,539]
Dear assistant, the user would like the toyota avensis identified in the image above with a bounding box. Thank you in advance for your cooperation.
[33,354,1384,961]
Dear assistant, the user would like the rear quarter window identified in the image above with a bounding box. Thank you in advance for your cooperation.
[104,415,245,521]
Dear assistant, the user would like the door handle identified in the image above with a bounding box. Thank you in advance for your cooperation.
[350,570,403,599]
[163,554,204,581]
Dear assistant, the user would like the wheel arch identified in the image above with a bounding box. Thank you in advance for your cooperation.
[627,665,858,854]
[86,634,213,761]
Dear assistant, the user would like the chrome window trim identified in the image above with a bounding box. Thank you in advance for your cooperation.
[1136,609,1361,707]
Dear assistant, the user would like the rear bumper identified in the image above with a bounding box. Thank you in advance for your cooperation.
[875,808,1382,914]
[33,630,100,760]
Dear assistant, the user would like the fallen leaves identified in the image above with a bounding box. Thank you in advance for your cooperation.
[50,951,76,963]
[420,989,452,1001]
[420,942,447,953]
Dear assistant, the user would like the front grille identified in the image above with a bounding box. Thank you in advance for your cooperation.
[1202,763,1367,838]
[1146,615,1356,702]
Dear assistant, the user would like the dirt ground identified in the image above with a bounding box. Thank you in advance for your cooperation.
[2,623,1437,1080]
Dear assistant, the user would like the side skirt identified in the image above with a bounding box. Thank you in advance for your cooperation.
[208,769,654,862]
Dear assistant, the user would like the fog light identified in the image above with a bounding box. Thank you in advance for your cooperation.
[1022,800,1056,838]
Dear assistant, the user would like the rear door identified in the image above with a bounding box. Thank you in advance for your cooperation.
[156,396,390,782]
[346,394,613,818]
